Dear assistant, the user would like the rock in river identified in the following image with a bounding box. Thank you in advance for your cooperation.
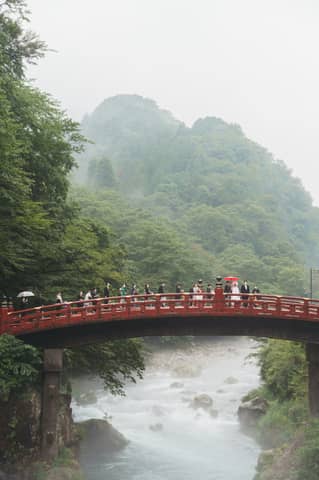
[78,418,128,457]
[238,395,268,431]
[190,393,213,411]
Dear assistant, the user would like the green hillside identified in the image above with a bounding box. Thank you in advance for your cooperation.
[74,94,319,295]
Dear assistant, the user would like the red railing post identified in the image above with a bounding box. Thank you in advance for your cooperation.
[156,294,161,314]
[65,303,71,323]
[95,299,101,320]
[0,301,10,334]
[276,296,281,315]
[126,296,131,318]
[214,279,225,312]
[304,299,309,319]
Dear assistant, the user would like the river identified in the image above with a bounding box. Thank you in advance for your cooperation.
[73,336,261,480]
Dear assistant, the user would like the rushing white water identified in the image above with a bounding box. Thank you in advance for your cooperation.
[73,337,261,480]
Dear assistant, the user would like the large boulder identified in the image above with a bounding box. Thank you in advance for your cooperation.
[224,376,239,385]
[78,419,128,457]
[238,395,268,431]
[191,393,213,411]
[190,393,218,417]
[149,423,163,432]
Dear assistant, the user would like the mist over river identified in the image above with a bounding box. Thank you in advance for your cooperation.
[73,337,261,480]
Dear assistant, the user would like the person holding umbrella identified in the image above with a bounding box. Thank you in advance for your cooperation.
[17,290,34,309]
[224,281,232,306]
[231,281,240,306]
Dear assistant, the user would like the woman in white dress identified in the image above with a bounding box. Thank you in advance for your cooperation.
[193,283,203,306]
[231,282,240,306]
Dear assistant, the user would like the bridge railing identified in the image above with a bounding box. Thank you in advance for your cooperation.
[1,292,319,336]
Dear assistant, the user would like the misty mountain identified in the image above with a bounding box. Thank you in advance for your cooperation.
[78,94,180,188]
[74,94,319,291]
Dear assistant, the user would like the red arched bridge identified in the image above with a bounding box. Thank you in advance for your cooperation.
[2,287,319,348]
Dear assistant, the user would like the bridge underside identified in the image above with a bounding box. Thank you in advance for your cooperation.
[18,314,319,348]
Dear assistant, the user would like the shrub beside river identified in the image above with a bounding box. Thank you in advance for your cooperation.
[238,339,319,480]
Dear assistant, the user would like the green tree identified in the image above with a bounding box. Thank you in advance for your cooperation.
[65,339,145,395]
[88,156,117,190]
[0,1,85,296]
[0,334,42,401]
[0,2,146,406]
[258,340,307,402]
[0,0,46,79]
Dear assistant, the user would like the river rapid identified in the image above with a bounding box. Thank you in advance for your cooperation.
[73,337,261,480]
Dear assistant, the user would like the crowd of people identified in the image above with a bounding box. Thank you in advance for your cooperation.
[54,278,260,305]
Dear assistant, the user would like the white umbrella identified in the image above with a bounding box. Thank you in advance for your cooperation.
[17,291,35,298]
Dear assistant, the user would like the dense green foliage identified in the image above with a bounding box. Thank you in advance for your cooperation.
[0,334,42,400]
[259,340,307,402]
[251,339,319,479]
[88,155,117,190]
[0,0,85,299]
[252,340,307,448]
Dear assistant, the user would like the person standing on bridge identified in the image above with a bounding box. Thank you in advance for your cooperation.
[252,285,260,307]
[193,283,203,305]
[224,281,232,294]
[252,285,260,294]
[144,283,152,295]
[56,292,63,304]
[92,287,99,299]
[131,284,138,295]
[84,289,92,307]
[104,282,111,304]
[224,281,232,306]
[240,280,250,307]
[120,283,127,304]
[131,284,139,303]
[206,283,213,304]
[189,283,195,306]
[231,282,240,306]
[77,290,84,302]
[158,283,166,307]
[175,283,182,300]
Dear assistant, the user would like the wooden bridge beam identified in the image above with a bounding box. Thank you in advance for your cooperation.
[306,343,319,417]
[41,348,63,460]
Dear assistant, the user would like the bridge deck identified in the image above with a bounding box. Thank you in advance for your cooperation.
[1,291,319,339]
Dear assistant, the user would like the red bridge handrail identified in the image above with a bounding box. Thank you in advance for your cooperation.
[0,291,319,337]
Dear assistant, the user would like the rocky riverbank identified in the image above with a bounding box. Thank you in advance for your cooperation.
[0,386,131,480]
[0,388,82,480]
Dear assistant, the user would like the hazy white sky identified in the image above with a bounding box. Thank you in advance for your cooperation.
[26,0,319,205]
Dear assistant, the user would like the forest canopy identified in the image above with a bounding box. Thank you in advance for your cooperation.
[74,94,319,297]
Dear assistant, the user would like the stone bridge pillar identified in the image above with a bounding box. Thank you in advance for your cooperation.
[306,343,319,417]
[41,349,63,460]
